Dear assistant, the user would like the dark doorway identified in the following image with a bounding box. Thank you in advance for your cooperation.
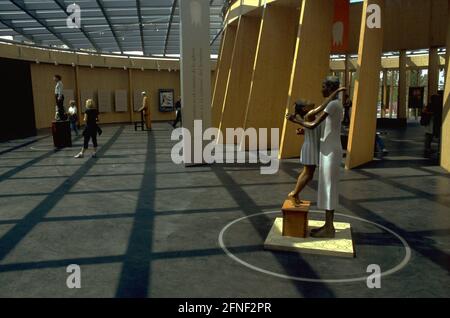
[0,58,36,142]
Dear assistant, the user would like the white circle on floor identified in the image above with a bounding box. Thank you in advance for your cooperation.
[218,210,411,283]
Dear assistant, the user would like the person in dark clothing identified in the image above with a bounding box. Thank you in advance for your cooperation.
[342,93,352,126]
[423,94,443,156]
[172,98,182,128]
[75,99,100,158]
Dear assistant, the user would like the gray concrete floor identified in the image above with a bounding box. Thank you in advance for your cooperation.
[0,122,448,298]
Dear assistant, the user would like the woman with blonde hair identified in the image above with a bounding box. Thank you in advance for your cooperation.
[75,99,100,158]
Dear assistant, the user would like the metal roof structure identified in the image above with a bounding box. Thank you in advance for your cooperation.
[0,0,226,57]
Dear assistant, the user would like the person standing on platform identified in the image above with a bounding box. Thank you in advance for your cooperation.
[138,91,152,131]
[68,100,78,136]
[54,75,66,121]
[75,99,100,158]
[172,98,182,128]
[291,77,345,238]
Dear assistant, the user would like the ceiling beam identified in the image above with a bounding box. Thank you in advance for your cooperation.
[163,0,177,56]
[10,0,72,48]
[53,0,100,52]
[210,28,223,46]
[95,0,124,53]
[135,0,147,55]
[0,18,39,44]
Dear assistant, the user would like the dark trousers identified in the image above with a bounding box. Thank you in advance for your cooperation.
[55,95,65,117]
[83,130,97,149]
[424,133,433,151]
[343,107,351,126]
[70,120,78,135]
[173,110,182,127]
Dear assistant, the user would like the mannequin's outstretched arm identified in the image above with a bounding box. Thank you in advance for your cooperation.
[305,87,346,120]
[290,111,328,130]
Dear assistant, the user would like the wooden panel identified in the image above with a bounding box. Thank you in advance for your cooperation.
[77,55,105,67]
[348,2,363,54]
[346,0,385,169]
[80,90,95,108]
[30,63,76,129]
[20,47,50,62]
[211,24,237,128]
[77,66,129,123]
[63,89,74,108]
[241,4,298,150]
[428,47,440,101]
[398,50,408,119]
[440,2,450,172]
[98,89,113,113]
[115,90,128,112]
[133,90,142,112]
[0,44,20,59]
[104,57,130,69]
[226,0,448,54]
[430,0,449,47]
[280,0,334,159]
[218,15,260,143]
[49,51,77,65]
[130,69,180,121]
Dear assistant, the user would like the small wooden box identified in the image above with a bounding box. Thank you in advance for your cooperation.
[282,199,310,238]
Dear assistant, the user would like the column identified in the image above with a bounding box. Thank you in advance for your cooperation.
[180,0,212,165]
[345,0,384,169]
[382,69,388,117]
[428,47,440,101]
[440,4,450,172]
[398,50,407,119]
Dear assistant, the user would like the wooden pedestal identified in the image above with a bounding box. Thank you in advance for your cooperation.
[52,121,72,148]
[282,199,310,238]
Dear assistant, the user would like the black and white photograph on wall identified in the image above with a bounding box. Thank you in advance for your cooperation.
[159,89,174,112]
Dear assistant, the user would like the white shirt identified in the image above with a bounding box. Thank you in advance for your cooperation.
[320,99,343,153]
[55,81,63,97]
[68,105,77,116]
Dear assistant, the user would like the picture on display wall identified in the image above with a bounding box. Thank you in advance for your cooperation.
[159,89,174,112]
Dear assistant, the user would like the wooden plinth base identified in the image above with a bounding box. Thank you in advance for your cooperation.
[264,218,355,258]
[282,199,310,238]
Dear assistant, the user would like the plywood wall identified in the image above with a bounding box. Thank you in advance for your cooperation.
[76,66,130,124]
[30,63,184,128]
[211,24,238,128]
[219,15,260,143]
[241,4,298,149]
[130,69,180,122]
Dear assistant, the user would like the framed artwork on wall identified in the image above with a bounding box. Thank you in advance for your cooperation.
[159,89,174,112]
[114,90,128,112]
[98,89,112,113]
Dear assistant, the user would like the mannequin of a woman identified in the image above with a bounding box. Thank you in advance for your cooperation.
[288,77,345,238]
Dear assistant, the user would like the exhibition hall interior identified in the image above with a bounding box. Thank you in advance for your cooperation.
[0,0,449,299]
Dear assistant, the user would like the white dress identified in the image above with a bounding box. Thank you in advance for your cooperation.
[300,123,323,166]
[317,99,343,211]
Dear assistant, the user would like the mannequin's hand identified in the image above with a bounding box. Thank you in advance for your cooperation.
[296,128,305,135]
[285,113,295,122]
